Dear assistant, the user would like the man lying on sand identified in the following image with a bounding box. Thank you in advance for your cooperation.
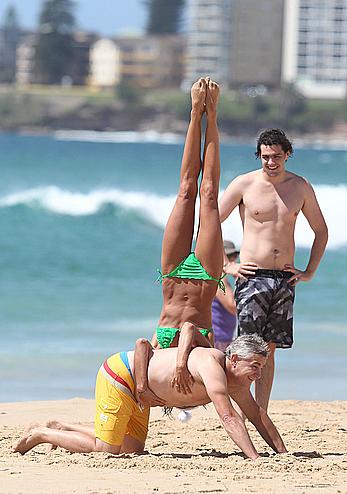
[14,334,287,460]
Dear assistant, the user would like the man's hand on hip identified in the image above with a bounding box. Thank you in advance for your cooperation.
[224,261,258,279]
[284,264,314,286]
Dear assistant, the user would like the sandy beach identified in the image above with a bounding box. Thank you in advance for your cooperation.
[1,399,346,494]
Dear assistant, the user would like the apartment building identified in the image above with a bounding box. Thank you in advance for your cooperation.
[90,35,185,89]
[16,32,95,86]
[183,0,232,89]
[282,0,347,98]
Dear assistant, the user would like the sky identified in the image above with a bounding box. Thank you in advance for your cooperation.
[0,0,147,36]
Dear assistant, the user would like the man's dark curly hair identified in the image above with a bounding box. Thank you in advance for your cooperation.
[255,128,293,158]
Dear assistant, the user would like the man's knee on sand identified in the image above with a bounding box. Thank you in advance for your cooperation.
[95,431,146,454]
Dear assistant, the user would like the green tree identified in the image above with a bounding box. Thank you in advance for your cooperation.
[252,96,271,121]
[1,5,20,82]
[279,84,307,122]
[35,0,76,84]
[145,0,185,34]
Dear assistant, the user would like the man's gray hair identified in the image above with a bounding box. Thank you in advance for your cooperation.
[225,335,269,359]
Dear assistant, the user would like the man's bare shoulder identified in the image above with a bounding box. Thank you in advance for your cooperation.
[227,170,258,190]
[285,171,313,190]
[190,347,225,366]
[235,170,259,183]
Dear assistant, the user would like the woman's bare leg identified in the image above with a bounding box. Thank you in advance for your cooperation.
[195,79,224,278]
[161,78,206,274]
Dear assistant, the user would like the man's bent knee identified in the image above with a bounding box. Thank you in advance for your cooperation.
[121,434,145,454]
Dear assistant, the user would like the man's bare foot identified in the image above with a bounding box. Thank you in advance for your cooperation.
[12,420,63,453]
[11,421,40,450]
[46,420,64,430]
[191,78,207,114]
[13,427,42,455]
[205,78,219,115]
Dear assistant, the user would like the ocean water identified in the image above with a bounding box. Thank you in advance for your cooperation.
[0,132,346,402]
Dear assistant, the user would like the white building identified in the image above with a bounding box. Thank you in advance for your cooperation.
[183,0,232,89]
[89,38,121,88]
[15,34,37,85]
[282,0,347,99]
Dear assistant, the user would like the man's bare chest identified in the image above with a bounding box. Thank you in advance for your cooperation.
[242,183,304,222]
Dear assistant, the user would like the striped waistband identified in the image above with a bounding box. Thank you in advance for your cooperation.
[100,358,135,400]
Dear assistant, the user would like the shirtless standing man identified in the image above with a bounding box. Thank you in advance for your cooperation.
[219,128,328,411]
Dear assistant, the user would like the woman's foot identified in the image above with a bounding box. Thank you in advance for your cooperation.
[205,78,219,116]
[191,78,207,115]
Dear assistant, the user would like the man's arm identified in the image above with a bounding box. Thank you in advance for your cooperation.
[133,338,165,408]
[219,176,244,223]
[172,322,211,394]
[198,353,259,459]
[233,388,287,454]
[285,181,328,285]
[215,278,237,314]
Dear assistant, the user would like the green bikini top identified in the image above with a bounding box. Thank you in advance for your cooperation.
[157,252,226,293]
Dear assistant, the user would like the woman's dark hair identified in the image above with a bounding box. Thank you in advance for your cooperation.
[255,128,293,158]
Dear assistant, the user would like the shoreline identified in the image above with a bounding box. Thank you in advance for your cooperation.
[2,127,347,150]
[2,399,346,493]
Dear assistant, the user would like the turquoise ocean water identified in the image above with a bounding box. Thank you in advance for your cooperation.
[0,132,346,402]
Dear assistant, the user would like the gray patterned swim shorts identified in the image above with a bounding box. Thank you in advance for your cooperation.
[234,269,295,349]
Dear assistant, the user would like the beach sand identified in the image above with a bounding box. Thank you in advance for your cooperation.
[1,399,346,494]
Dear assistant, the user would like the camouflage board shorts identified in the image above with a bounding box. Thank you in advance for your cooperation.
[234,269,295,349]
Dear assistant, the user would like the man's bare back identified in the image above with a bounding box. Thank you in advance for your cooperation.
[130,346,222,408]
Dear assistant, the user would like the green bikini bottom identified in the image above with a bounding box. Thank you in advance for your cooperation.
[156,326,211,349]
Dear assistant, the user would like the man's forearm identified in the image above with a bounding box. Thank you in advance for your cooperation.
[219,411,259,460]
[305,230,328,275]
[251,408,287,453]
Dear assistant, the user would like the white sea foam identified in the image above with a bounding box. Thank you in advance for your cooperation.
[54,130,183,145]
[0,185,176,223]
[0,184,346,249]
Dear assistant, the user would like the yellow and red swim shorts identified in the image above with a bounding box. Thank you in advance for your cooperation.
[94,352,149,446]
